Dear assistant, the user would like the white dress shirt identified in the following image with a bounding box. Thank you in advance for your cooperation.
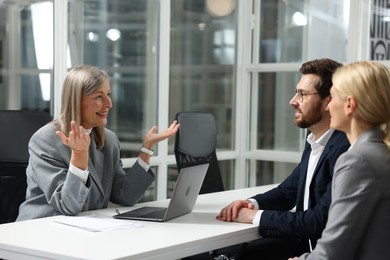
[251,128,335,225]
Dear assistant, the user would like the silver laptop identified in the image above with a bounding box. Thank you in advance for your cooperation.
[113,163,209,222]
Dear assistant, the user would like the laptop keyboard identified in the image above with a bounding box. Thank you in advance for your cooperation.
[120,206,167,218]
[142,208,167,219]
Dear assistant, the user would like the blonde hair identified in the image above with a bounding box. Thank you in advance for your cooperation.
[332,61,390,147]
[53,65,109,149]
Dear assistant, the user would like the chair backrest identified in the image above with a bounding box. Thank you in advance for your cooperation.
[0,110,52,224]
[174,112,224,194]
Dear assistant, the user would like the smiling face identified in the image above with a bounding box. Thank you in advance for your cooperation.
[80,80,112,129]
[289,74,327,130]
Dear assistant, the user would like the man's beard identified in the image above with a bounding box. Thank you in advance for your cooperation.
[294,102,323,129]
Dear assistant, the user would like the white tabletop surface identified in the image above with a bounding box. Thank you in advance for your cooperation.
[0,184,277,260]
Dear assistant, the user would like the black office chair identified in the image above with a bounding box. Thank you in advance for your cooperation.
[0,110,52,224]
[175,113,249,260]
[174,112,224,194]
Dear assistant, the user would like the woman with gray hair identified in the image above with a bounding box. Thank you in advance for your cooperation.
[17,65,179,220]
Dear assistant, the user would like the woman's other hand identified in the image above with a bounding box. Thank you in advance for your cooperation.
[142,120,180,149]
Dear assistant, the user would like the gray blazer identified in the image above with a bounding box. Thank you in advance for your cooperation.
[17,123,155,221]
[299,127,390,260]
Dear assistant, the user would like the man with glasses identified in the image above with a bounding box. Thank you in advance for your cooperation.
[213,58,350,260]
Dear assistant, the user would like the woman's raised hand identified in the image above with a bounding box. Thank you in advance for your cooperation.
[142,120,180,149]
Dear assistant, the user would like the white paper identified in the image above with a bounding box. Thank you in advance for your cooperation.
[54,214,143,232]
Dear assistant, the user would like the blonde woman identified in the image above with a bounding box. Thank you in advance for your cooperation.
[291,61,390,259]
[17,65,179,220]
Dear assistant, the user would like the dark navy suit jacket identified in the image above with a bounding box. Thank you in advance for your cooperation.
[252,130,350,253]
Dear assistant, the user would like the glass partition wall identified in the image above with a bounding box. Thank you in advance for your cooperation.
[0,1,52,112]
[0,0,351,201]
[246,0,349,186]
[168,0,237,193]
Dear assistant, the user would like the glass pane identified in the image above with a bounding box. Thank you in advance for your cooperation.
[0,1,53,111]
[21,74,51,111]
[169,0,237,152]
[258,0,349,63]
[248,160,296,186]
[219,160,234,190]
[68,0,159,157]
[22,2,53,69]
[250,72,302,151]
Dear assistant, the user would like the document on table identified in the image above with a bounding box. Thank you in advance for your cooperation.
[54,214,143,232]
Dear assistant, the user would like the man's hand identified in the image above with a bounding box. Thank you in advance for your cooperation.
[216,199,256,223]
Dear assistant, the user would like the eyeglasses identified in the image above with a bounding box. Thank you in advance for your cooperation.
[294,88,319,102]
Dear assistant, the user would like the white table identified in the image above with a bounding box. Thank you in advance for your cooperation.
[0,184,277,260]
